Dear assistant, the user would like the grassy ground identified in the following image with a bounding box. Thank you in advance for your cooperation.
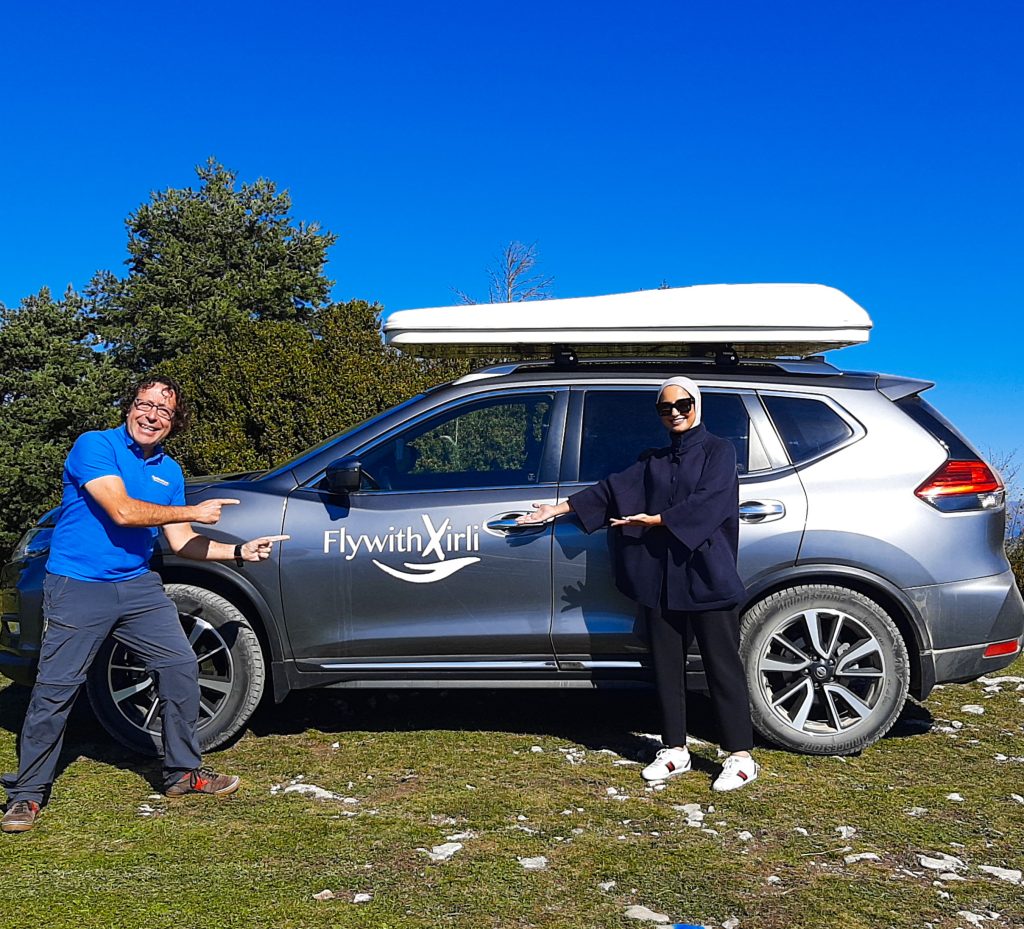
[1,659,1022,929]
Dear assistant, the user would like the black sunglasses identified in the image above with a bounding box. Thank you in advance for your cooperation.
[656,398,695,416]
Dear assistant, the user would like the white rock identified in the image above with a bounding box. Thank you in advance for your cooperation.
[623,904,670,923]
[423,842,463,862]
[722,918,740,929]
[961,704,985,715]
[766,875,782,884]
[607,787,619,796]
[599,880,617,891]
[835,826,857,839]
[918,853,966,871]
[946,792,965,802]
[793,827,810,836]
[1010,794,1024,804]
[979,675,1024,685]
[282,783,342,801]
[530,746,544,753]
[702,828,719,836]
[951,720,964,729]
[518,855,549,870]
[737,831,753,842]
[977,865,1022,884]
[673,802,700,814]
[938,871,965,881]
[956,912,987,927]
[613,759,641,766]
[445,831,476,841]
[313,889,336,901]
[352,893,372,904]
[905,807,928,817]
[844,852,881,864]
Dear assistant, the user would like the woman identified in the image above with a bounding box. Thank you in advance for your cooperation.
[518,377,758,791]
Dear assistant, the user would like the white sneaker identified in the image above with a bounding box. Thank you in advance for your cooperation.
[712,754,759,792]
[641,747,691,782]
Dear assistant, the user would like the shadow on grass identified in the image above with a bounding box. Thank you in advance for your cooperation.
[0,678,935,794]
[0,683,167,797]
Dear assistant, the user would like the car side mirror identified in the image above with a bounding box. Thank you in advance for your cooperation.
[324,456,363,494]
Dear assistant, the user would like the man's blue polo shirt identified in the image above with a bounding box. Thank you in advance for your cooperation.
[47,424,186,582]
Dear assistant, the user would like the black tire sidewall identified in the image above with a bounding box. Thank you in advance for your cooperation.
[85,583,265,757]
[740,585,910,755]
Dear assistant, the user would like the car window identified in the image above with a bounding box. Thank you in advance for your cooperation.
[579,390,754,481]
[358,393,556,491]
[761,394,854,464]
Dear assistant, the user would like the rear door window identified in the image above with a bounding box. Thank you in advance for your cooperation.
[579,389,757,481]
[761,395,854,464]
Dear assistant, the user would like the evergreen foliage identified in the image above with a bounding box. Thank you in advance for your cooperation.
[88,160,337,372]
[159,301,464,476]
[0,289,121,554]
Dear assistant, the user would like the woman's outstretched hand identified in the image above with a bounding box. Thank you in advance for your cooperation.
[610,513,663,527]
[516,502,566,525]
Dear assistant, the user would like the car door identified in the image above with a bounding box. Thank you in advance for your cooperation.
[279,388,566,675]
[550,385,807,667]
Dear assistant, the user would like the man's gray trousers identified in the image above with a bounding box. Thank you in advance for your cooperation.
[2,571,202,804]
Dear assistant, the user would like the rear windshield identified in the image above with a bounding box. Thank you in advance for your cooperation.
[895,395,979,460]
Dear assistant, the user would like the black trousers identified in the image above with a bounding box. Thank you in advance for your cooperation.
[647,604,754,752]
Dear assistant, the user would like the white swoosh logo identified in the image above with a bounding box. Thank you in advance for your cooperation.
[372,556,481,584]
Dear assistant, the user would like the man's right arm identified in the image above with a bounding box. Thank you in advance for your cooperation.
[83,475,238,527]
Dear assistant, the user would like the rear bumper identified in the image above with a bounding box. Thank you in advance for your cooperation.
[907,568,1024,687]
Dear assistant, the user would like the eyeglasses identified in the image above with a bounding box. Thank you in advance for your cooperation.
[656,398,695,417]
[133,399,176,422]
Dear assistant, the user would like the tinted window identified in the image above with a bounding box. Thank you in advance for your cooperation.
[762,395,853,464]
[579,390,753,481]
[358,393,555,491]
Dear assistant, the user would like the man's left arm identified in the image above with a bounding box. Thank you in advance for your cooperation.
[162,522,289,563]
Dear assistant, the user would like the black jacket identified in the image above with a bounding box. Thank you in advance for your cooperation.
[568,423,746,611]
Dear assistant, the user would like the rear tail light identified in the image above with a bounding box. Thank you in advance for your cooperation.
[983,640,1020,659]
[915,459,1004,512]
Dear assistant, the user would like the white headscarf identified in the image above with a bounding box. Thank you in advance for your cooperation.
[657,376,702,426]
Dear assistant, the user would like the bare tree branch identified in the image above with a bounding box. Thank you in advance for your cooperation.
[453,241,554,305]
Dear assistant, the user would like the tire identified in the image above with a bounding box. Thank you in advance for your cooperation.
[740,584,909,755]
[86,583,265,756]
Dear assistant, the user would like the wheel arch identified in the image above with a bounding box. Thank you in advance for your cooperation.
[155,562,287,695]
[742,565,932,699]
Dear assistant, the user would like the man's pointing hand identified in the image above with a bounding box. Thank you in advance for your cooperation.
[190,499,241,525]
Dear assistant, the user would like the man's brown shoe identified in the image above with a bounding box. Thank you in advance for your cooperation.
[165,767,240,798]
[2,800,41,833]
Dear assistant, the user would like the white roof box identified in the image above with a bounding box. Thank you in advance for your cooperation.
[383,283,872,360]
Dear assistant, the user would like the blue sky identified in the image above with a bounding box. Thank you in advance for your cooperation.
[2,2,1021,471]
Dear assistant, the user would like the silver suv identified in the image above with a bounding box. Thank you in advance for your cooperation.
[2,355,1021,756]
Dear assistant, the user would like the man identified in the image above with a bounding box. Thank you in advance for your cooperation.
[2,376,287,833]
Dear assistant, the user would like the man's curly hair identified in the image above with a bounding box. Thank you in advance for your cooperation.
[122,375,191,438]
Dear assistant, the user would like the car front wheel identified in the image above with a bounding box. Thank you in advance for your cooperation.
[740,585,910,755]
[86,583,265,756]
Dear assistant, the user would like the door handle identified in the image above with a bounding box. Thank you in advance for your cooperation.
[739,500,786,523]
[485,513,549,534]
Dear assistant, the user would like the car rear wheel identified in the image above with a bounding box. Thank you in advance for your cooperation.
[740,584,910,755]
[86,583,265,756]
